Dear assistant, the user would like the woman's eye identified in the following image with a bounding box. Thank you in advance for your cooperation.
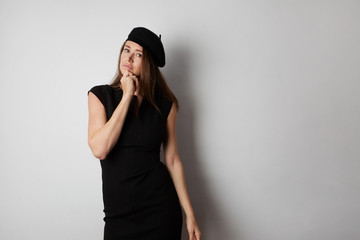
[136,53,142,57]
[124,48,130,53]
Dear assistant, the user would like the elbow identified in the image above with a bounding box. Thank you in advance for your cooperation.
[165,157,174,168]
[165,154,180,168]
[88,140,108,160]
[92,149,107,160]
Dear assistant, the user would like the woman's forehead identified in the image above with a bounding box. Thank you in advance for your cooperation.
[125,40,143,51]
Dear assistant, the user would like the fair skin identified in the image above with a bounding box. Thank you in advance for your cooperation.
[88,41,201,239]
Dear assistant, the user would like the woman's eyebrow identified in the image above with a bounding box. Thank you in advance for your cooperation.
[124,45,143,52]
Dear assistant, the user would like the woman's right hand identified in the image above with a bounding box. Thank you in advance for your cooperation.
[120,71,138,97]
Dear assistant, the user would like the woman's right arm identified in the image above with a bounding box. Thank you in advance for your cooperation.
[88,72,136,160]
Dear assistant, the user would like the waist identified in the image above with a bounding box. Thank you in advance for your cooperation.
[101,148,161,178]
[113,145,159,153]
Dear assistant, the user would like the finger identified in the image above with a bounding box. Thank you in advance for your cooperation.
[134,78,139,89]
[189,231,195,240]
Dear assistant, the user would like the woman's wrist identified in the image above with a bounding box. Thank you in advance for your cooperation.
[122,93,133,101]
[184,210,196,220]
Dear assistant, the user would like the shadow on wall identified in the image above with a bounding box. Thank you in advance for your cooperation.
[163,44,235,240]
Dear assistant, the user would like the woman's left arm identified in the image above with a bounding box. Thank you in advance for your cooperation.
[164,103,201,240]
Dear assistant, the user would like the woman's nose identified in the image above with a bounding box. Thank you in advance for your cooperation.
[127,54,134,62]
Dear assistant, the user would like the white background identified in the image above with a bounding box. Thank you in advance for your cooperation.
[1,0,360,239]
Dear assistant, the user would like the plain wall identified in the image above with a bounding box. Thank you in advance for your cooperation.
[1,0,359,239]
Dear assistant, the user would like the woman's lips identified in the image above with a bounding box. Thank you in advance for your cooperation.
[122,64,133,70]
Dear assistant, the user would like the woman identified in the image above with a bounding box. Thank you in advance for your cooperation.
[88,27,201,240]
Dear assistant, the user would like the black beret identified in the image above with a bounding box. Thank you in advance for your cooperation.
[127,27,165,67]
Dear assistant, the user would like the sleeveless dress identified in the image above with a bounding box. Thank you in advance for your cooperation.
[88,85,182,240]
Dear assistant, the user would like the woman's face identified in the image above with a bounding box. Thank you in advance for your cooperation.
[120,40,143,77]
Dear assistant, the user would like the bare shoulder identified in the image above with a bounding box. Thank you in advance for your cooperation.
[166,103,178,137]
[167,103,178,123]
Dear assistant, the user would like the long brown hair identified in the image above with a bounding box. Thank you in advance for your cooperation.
[110,42,179,112]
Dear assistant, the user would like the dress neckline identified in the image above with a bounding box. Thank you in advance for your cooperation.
[132,95,144,118]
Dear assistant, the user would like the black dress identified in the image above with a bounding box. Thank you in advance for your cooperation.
[88,85,182,240]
